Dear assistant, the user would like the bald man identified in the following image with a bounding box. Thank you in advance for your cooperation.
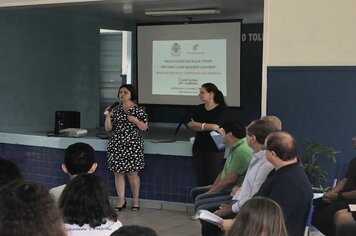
[255,131,313,236]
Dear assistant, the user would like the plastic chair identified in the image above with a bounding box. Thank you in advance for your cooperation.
[303,200,315,236]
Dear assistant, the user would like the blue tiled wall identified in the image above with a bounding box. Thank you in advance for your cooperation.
[0,143,196,203]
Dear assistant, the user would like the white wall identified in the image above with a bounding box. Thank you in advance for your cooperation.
[261,0,356,114]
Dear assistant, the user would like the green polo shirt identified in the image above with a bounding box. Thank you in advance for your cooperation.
[221,137,252,187]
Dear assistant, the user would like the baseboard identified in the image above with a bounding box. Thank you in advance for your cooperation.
[110,197,194,213]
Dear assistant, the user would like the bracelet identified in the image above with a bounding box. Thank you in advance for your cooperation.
[201,123,206,130]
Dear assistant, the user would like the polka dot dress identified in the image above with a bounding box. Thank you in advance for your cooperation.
[107,105,148,173]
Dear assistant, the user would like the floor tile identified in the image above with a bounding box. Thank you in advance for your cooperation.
[117,207,200,235]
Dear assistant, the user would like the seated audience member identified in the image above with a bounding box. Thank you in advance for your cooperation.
[260,115,282,131]
[200,119,279,236]
[0,157,22,187]
[110,225,158,236]
[59,173,122,235]
[0,180,66,236]
[313,135,356,236]
[191,121,252,213]
[223,197,288,236]
[50,142,97,203]
[218,117,282,216]
[253,131,313,236]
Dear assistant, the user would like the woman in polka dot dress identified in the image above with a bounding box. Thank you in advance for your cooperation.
[105,84,148,211]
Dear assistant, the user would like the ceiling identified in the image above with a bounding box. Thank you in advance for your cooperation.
[1,0,264,24]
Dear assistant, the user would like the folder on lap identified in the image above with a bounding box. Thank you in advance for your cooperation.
[196,210,223,226]
[349,204,356,212]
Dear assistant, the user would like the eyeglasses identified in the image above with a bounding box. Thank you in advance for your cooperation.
[261,145,272,152]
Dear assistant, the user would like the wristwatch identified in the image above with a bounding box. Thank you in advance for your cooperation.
[338,192,345,200]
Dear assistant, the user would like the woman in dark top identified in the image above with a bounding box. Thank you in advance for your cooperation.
[187,83,229,186]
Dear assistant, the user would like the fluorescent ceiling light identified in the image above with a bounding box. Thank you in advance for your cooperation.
[0,0,103,8]
[100,29,122,34]
[145,9,221,16]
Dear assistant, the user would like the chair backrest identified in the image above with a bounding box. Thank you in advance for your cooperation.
[303,200,315,236]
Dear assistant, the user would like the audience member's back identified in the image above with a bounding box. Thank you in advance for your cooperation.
[255,131,313,236]
[59,173,121,236]
[0,180,66,236]
[49,142,97,203]
[0,157,22,188]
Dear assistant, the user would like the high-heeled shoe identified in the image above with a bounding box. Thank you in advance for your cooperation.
[132,203,140,211]
[132,205,140,211]
[115,199,127,211]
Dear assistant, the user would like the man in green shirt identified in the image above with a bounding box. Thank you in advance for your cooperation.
[191,120,253,213]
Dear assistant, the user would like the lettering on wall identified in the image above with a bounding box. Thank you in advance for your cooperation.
[242,33,263,42]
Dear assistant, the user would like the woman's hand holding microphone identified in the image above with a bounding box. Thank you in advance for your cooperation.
[104,108,112,117]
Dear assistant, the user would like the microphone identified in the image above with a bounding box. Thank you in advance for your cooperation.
[104,102,120,115]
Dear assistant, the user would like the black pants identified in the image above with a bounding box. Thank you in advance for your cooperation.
[200,204,236,236]
[312,197,356,236]
[193,151,224,187]
[336,223,356,236]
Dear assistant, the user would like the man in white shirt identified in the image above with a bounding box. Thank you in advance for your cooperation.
[49,142,97,203]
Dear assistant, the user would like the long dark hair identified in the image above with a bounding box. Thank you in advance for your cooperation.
[201,83,227,109]
[110,225,158,236]
[0,180,66,236]
[59,173,117,228]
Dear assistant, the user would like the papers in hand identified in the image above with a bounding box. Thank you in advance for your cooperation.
[196,210,223,226]
[349,204,356,212]
[210,131,225,150]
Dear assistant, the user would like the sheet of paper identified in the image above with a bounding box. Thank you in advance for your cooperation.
[210,131,225,150]
[349,204,356,212]
[196,210,223,226]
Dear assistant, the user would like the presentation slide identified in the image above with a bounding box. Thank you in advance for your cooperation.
[137,21,241,106]
[152,39,226,96]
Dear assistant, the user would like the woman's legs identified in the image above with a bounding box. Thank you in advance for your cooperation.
[114,172,126,207]
[127,171,140,207]
[313,199,353,236]
[193,151,224,187]
[193,151,205,186]
[204,152,224,185]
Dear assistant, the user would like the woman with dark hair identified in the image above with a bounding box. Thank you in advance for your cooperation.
[110,225,158,236]
[59,173,122,235]
[105,84,149,211]
[224,197,288,236]
[0,180,66,236]
[187,82,230,187]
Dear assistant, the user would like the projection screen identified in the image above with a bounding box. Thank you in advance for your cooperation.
[137,21,241,107]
